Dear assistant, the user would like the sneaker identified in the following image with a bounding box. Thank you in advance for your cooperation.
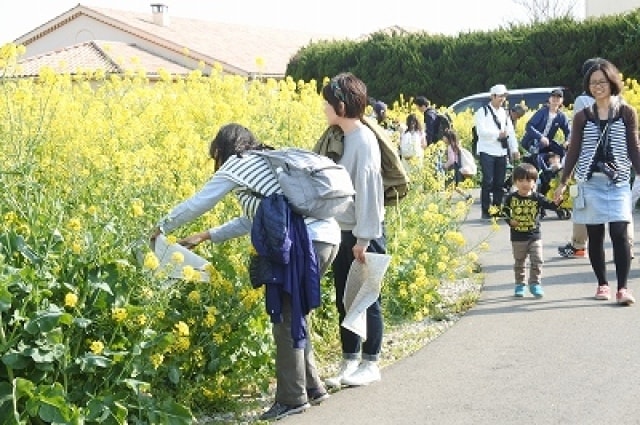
[259,401,310,421]
[325,359,359,388]
[306,387,330,406]
[616,288,636,305]
[558,243,586,258]
[595,285,611,300]
[340,360,381,386]
[530,284,544,298]
[514,284,526,297]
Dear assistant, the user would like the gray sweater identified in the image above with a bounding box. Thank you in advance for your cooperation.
[336,124,385,246]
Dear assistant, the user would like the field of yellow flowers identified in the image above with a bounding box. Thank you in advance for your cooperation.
[10,42,640,423]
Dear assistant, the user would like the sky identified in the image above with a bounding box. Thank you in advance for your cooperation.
[0,0,586,43]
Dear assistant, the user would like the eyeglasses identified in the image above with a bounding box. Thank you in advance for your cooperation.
[493,94,507,98]
[589,79,609,87]
[330,79,345,102]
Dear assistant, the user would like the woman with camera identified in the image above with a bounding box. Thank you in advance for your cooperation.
[474,84,520,219]
[554,59,640,305]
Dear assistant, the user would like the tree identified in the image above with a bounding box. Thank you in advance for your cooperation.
[513,0,580,23]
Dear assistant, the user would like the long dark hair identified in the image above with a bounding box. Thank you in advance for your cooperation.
[209,123,272,170]
[404,113,423,133]
[443,128,460,156]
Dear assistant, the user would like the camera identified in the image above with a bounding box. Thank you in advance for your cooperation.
[497,136,509,149]
[596,161,618,180]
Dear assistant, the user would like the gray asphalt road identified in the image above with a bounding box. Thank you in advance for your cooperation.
[281,191,640,425]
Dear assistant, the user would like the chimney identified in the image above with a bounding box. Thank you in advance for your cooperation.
[151,4,170,27]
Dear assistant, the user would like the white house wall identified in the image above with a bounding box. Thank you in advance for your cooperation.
[23,16,205,73]
[585,0,640,17]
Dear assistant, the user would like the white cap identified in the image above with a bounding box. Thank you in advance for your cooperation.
[490,84,508,96]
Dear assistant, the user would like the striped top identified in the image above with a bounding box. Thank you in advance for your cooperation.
[562,102,640,184]
[216,153,282,219]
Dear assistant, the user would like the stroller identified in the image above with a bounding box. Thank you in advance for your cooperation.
[522,140,572,220]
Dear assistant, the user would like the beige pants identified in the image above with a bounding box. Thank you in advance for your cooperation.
[512,239,543,285]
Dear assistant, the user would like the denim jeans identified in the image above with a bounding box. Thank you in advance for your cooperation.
[479,152,507,215]
[332,227,387,361]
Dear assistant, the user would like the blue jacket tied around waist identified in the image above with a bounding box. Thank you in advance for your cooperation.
[251,193,320,349]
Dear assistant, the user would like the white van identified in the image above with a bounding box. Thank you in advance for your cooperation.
[449,87,574,114]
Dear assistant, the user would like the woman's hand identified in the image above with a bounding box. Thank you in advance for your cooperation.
[150,227,162,242]
[554,183,566,203]
[352,244,367,263]
[178,231,209,249]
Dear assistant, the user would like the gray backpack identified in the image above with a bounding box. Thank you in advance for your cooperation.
[250,148,355,219]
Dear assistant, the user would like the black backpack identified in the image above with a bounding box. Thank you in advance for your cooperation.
[434,111,452,141]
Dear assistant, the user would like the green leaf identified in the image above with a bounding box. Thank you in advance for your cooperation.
[36,383,72,423]
[2,353,30,369]
[15,237,40,264]
[89,281,113,296]
[86,397,128,424]
[168,366,180,384]
[156,400,195,425]
[0,286,12,312]
[24,308,72,334]
[77,354,112,372]
[72,317,92,328]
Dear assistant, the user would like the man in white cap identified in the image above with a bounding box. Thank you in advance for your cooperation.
[474,84,520,219]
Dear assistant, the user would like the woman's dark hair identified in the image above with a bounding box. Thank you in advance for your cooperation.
[513,162,538,181]
[404,113,422,133]
[443,128,460,154]
[322,72,368,119]
[209,123,270,170]
[581,57,605,77]
[584,59,623,97]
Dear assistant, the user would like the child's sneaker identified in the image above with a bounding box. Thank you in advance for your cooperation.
[594,285,611,300]
[616,288,635,305]
[530,284,544,298]
[514,284,526,297]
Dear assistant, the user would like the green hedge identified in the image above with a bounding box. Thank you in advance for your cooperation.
[287,10,640,107]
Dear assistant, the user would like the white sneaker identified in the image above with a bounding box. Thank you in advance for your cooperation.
[325,359,359,388]
[341,360,381,386]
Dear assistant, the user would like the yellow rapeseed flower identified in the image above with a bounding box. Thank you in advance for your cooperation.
[131,199,144,217]
[166,235,178,245]
[66,218,82,232]
[71,241,82,254]
[187,290,200,303]
[150,353,164,369]
[182,265,199,282]
[174,321,190,337]
[89,340,104,355]
[137,314,148,326]
[143,252,160,270]
[111,307,128,322]
[64,292,78,308]
[175,336,190,352]
[170,251,184,264]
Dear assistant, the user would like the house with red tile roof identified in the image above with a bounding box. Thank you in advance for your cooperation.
[12,3,340,79]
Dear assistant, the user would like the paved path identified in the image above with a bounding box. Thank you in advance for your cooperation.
[282,191,640,425]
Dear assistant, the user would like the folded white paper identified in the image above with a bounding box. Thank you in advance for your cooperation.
[342,253,391,340]
[152,234,211,282]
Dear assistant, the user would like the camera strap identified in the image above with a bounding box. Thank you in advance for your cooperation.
[591,103,614,156]
[486,105,503,130]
